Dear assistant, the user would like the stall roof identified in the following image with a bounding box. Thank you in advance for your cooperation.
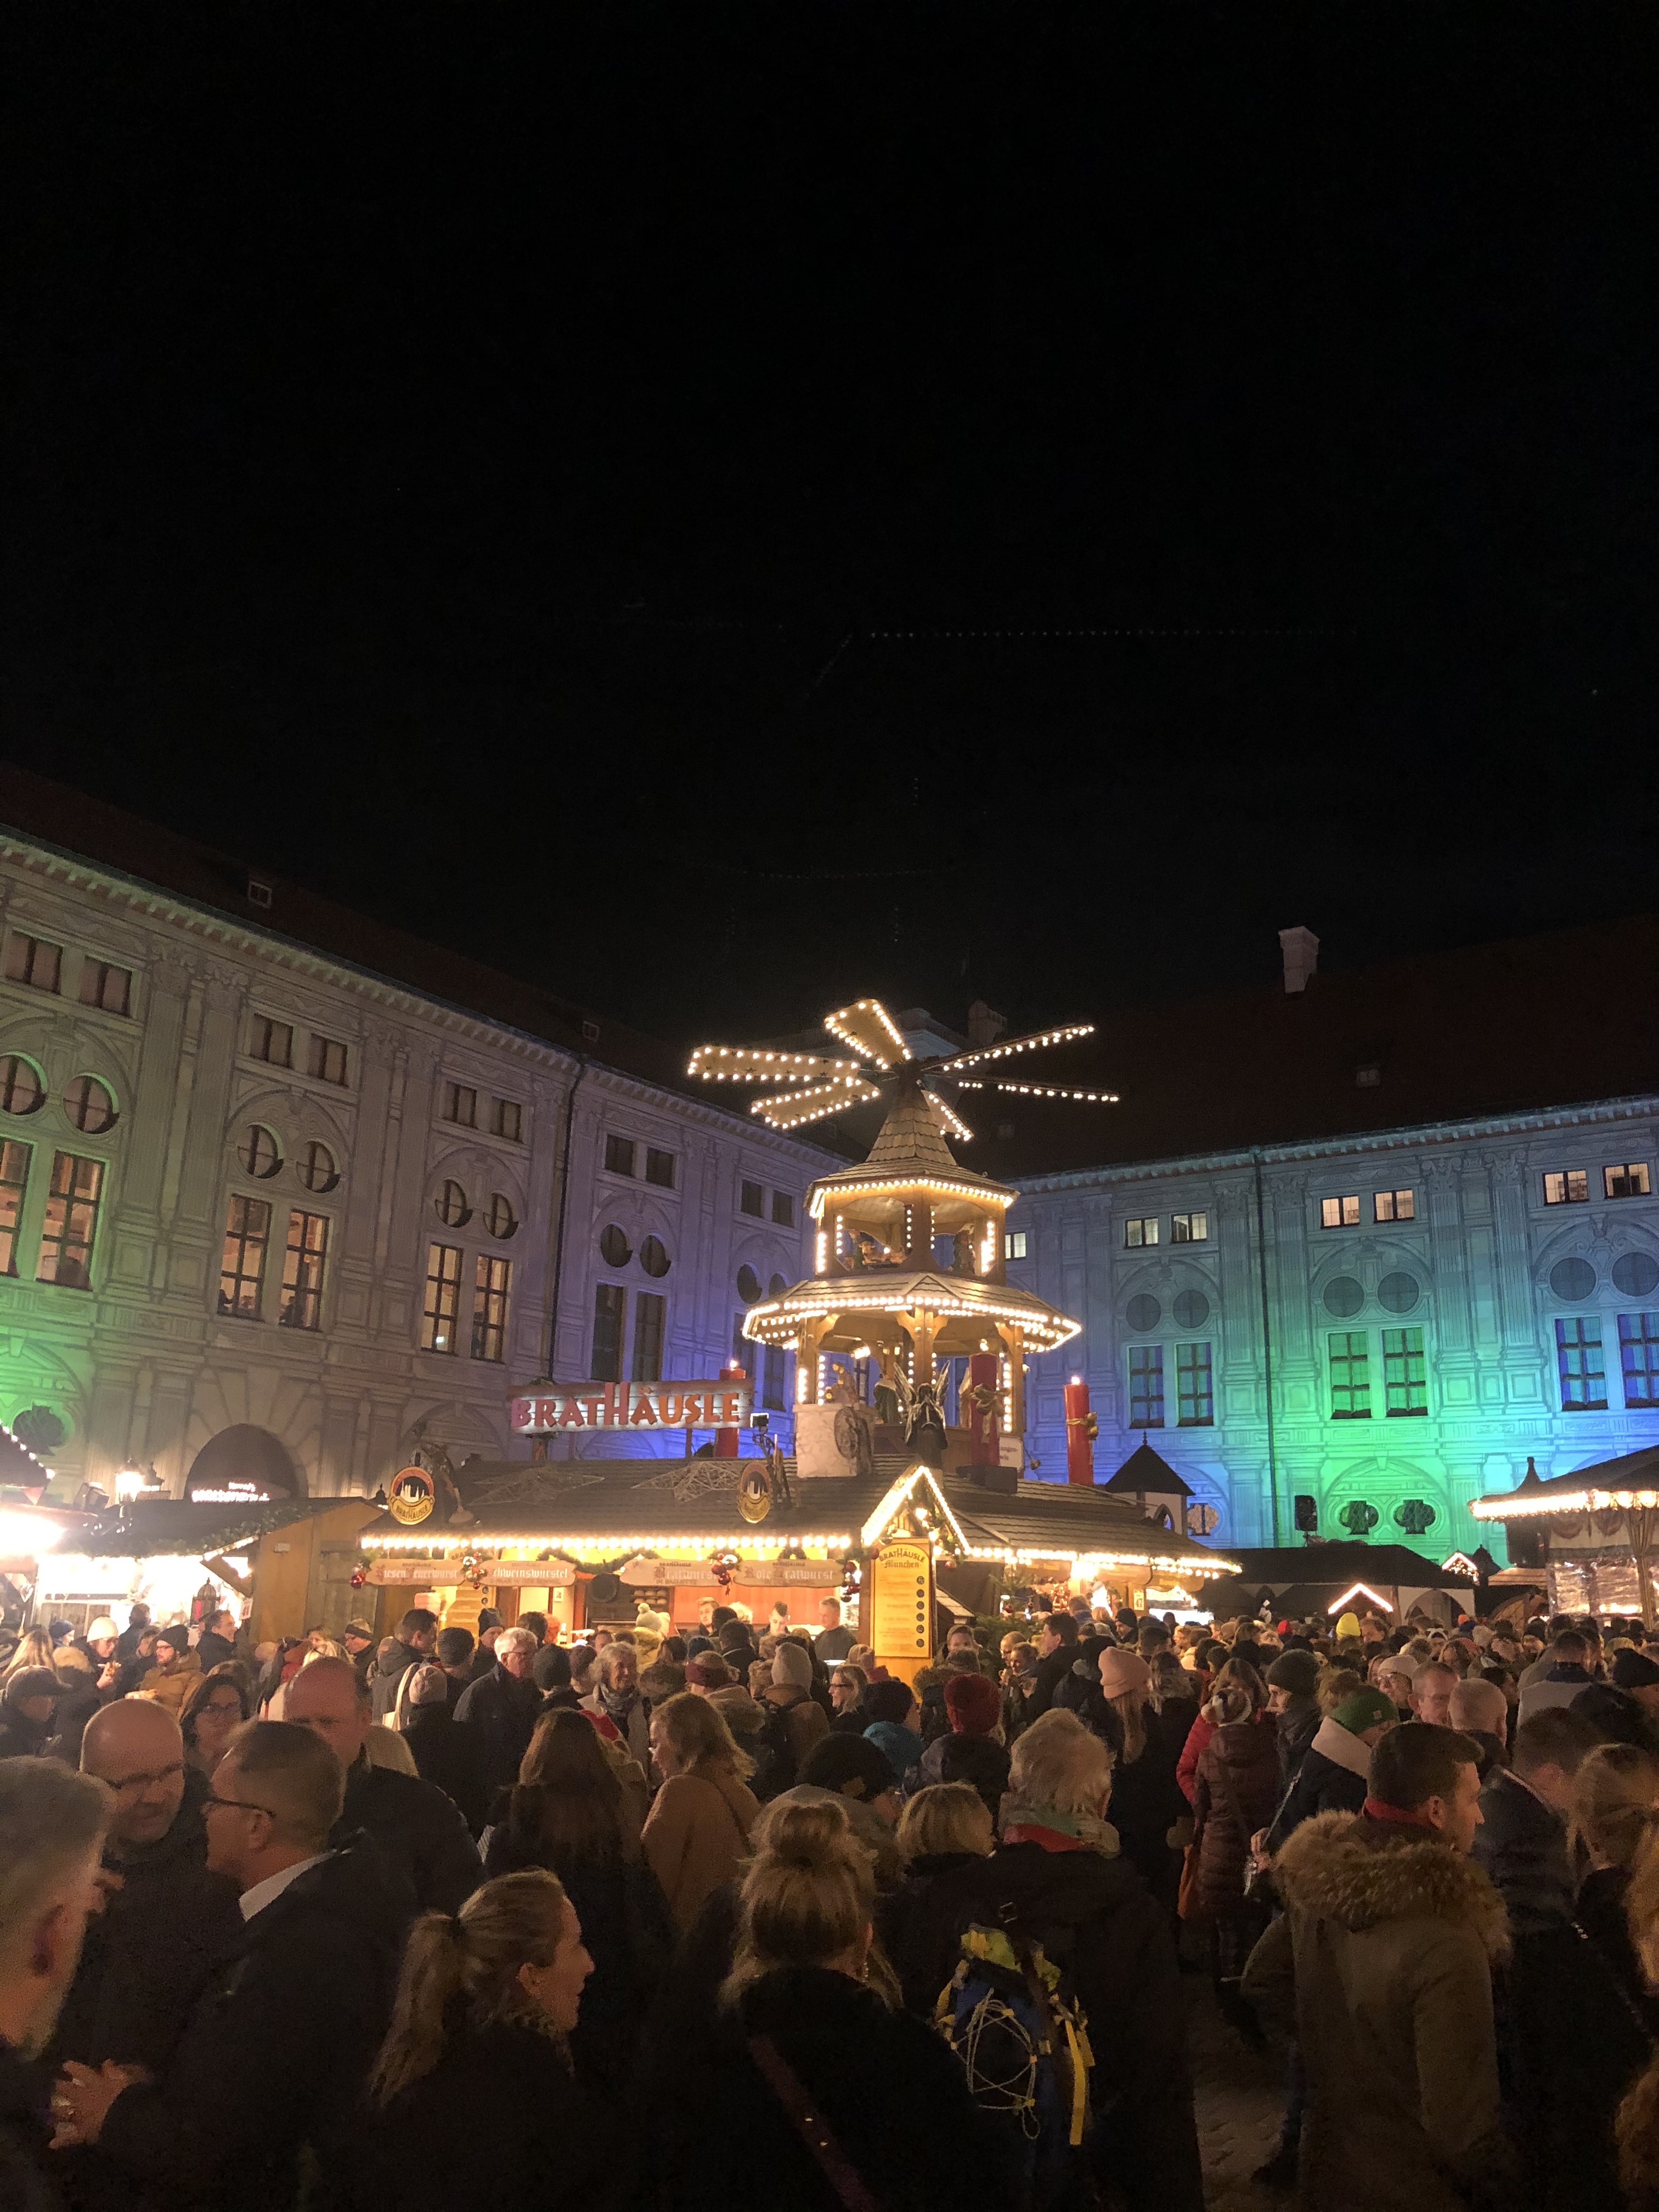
[1471,1444,1659,1519]
[1195,1542,1473,1612]
[357,1457,1239,1574]
[1098,1442,1197,1500]
[69,1497,353,1559]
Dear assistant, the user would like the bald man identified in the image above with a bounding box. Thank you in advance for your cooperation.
[52,1698,242,2076]
[1448,1675,1511,1783]
[285,1656,479,1913]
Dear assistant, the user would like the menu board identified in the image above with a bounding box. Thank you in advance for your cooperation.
[871,1540,932,1668]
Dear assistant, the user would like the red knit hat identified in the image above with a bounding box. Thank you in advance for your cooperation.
[944,1672,1002,1736]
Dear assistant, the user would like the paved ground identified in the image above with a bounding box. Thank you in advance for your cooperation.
[1187,1982,1288,2211]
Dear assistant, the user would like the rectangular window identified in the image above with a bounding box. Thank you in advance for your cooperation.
[1544,1170,1589,1205]
[1383,1325,1427,1415]
[279,1210,329,1331]
[218,1195,270,1319]
[605,1134,636,1177]
[1128,1346,1164,1427]
[1177,1341,1213,1426]
[422,1243,463,1353]
[38,1152,103,1288]
[492,1097,523,1143]
[631,1290,666,1381]
[471,1253,512,1362]
[5,934,61,994]
[0,1140,30,1277]
[763,1342,786,1410]
[1125,1217,1158,1248]
[1329,1331,1371,1418]
[442,1082,477,1128]
[1618,1314,1659,1410]
[1171,1212,1208,1244]
[1606,1164,1652,1200]
[1004,1231,1028,1261]
[740,1178,764,1217]
[79,959,132,1016]
[248,1015,292,1068]
[771,1190,795,1227]
[1556,1316,1607,1411]
[591,1284,626,1381]
[307,1034,348,1086]
[1321,1195,1361,1229]
[645,1147,676,1189]
[1374,1189,1415,1223]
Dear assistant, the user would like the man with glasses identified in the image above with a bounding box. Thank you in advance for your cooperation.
[52,1701,242,2080]
[49,1720,414,2210]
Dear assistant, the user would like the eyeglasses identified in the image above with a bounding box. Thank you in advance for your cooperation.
[203,1791,274,1820]
[105,1760,185,1797]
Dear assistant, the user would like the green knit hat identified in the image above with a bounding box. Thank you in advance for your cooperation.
[1332,1686,1398,1737]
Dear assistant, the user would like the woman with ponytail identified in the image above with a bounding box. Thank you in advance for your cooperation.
[346,1869,618,2208]
[655,1796,1001,2212]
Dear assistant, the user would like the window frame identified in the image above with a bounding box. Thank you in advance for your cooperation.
[645,1146,677,1190]
[1328,1330,1372,1419]
[0,1058,43,1116]
[218,1193,272,1320]
[1128,1344,1165,1429]
[740,1178,765,1218]
[1543,1170,1590,1205]
[0,1139,30,1277]
[63,1075,117,1136]
[1605,1164,1652,1201]
[247,1014,293,1068]
[1555,1315,1607,1412]
[1321,1195,1361,1229]
[604,1133,637,1178]
[631,1289,667,1382]
[37,1150,104,1289]
[1620,1312,1659,1410]
[1003,1230,1028,1261]
[491,1097,523,1143]
[1383,1325,1427,1416]
[470,1252,512,1362]
[591,1282,626,1381]
[1170,1212,1208,1244]
[78,958,132,1017]
[5,933,62,994]
[1373,1189,1415,1223]
[307,1034,349,1087]
[442,1081,478,1129]
[762,1341,786,1411]
[421,1242,464,1354]
[1176,1340,1213,1427]
[771,1189,795,1228]
[279,1209,329,1331]
[1124,1217,1159,1249]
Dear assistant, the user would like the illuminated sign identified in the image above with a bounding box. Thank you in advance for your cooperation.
[188,1482,273,1506]
[388,1467,436,1526]
[871,1539,932,1663]
[510,1381,752,1432]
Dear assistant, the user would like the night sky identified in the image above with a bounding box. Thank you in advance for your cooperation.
[5,4,1657,1052]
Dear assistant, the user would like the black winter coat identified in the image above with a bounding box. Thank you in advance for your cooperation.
[1574,1682,1659,1753]
[96,1838,414,2212]
[654,1964,1007,2212]
[338,1752,482,1913]
[1106,1706,1189,1893]
[0,2046,59,2212]
[1274,1696,1321,1790]
[454,1661,545,1797]
[1472,1768,1574,1936]
[877,1850,991,2018]
[50,1767,243,2073]
[1026,1641,1083,1720]
[1265,1742,1369,1856]
[342,2019,622,2212]
[402,1702,490,1833]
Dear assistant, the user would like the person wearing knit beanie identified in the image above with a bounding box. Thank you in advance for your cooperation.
[1330,1686,1399,1740]
[1096,1645,1152,1701]
[943,1672,1002,1737]
[771,1640,814,1691]
[1612,1646,1659,1695]
[1266,1649,1321,1700]
[686,1652,732,1691]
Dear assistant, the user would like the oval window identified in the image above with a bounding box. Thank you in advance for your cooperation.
[1613,1252,1659,1300]
[737,1263,763,1304]
[1377,1270,1420,1314]
[297,1141,338,1194]
[1125,1293,1160,1333]
[1172,1288,1209,1330]
[436,1180,471,1228]
[769,1272,788,1297]
[1322,1275,1364,1318]
[64,1075,117,1135]
[238,1125,283,1179]
[486,1193,518,1239]
[640,1235,670,1278]
[0,1057,43,1115]
[599,1223,631,1268]
[1549,1257,1596,1303]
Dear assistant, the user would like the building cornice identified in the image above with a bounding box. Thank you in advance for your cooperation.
[1013,1093,1659,1195]
[0,831,841,1170]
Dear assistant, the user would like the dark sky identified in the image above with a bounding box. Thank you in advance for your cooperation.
[4,4,1657,1051]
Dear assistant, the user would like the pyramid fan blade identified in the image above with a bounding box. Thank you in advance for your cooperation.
[935,1021,1097,1075]
[967,1078,1119,1103]
[687,1045,867,1085]
[823,998,911,1069]
[922,1087,974,1142]
[752,1078,883,1131]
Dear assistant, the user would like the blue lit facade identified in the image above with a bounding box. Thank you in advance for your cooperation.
[1008,1096,1659,1559]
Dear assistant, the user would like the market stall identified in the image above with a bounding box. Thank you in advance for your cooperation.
[1471,1444,1659,1624]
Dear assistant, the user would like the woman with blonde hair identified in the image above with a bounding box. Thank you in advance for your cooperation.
[642,1690,759,1928]
[879,1783,995,2016]
[345,1870,612,2207]
[656,1796,997,2212]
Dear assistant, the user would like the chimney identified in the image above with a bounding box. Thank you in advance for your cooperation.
[967,1000,1007,1048]
[1278,926,1319,995]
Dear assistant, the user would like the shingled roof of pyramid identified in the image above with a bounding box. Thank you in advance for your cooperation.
[812,1082,1016,1203]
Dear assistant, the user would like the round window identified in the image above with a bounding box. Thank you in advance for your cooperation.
[1377,1271,1420,1314]
[238,1125,283,1179]
[0,1057,42,1115]
[1125,1293,1161,1333]
[297,1141,338,1194]
[1612,1252,1659,1300]
[599,1223,631,1268]
[737,1264,763,1304]
[640,1235,670,1278]
[436,1180,471,1229]
[1323,1275,1364,1318]
[486,1194,518,1239]
[769,1272,788,1297]
[1550,1257,1597,1303]
[64,1075,116,1135]
[1172,1288,1209,1331]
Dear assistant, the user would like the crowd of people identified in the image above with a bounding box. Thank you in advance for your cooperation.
[9,1586,1659,2208]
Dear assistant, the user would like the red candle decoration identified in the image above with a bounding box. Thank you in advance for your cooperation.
[967,1351,1001,1464]
[1064,1376,1097,1486]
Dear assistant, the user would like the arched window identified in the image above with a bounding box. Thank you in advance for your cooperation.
[238,1125,283,1178]
[64,1075,117,1135]
[0,1057,42,1115]
[435,1180,471,1228]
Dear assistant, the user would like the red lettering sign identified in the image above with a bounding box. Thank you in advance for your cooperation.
[507,1382,754,1433]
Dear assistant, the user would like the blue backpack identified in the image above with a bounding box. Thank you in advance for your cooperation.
[934,1902,1095,2212]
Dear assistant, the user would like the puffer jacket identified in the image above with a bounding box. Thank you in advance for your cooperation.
[1242,1810,1515,2211]
[136,1649,202,1714]
[1191,1716,1280,1919]
[1264,1714,1373,1854]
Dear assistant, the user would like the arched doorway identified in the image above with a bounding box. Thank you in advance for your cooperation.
[184,1425,303,1504]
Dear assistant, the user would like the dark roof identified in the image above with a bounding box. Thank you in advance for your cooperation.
[71,1497,349,1559]
[1473,1441,1659,1513]
[972,914,1659,1177]
[1195,1542,1472,1606]
[1098,1442,1197,1499]
[0,764,845,1145]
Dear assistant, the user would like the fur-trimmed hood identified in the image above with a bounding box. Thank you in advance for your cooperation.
[1273,1809,1510,1963]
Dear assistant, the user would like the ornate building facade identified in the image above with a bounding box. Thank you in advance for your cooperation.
[0,772,824,1503]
